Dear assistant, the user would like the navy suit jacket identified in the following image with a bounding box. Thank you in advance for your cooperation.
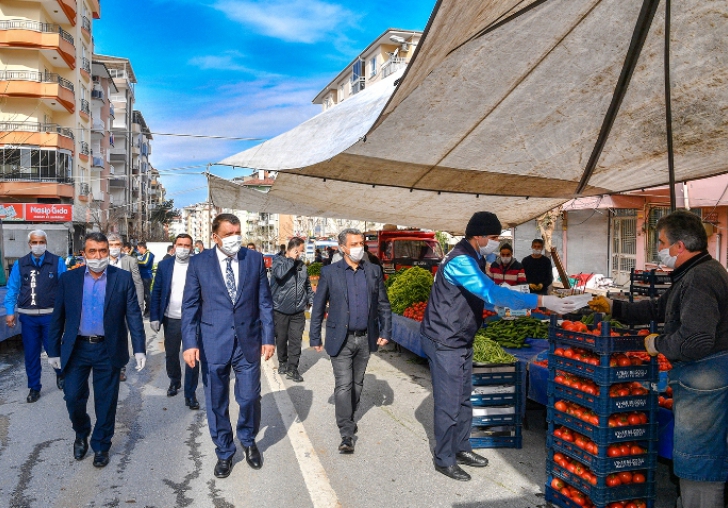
[150,256,178,322]
[48,266,147,371]
[309,259,392,357]
[181,246,274,365]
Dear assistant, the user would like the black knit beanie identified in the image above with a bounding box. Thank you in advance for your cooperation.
[465,212,501,237]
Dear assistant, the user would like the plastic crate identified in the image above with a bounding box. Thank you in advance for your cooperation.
[548,459,655,504]
[549,353,657,385]
[545,482,655,508]
[549,382,656,414]
[471,390,520,407]
[547,434,657,475]
[548,406,658,444]
[548,316,648,353]
[472,413,519,426]
[470,425,522,449]
[472,362,519,386]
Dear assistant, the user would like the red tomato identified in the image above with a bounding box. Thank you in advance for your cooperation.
[551,478,565,490]
[553,428,563,438]
[617,356,632,367]
[619,444,631,456]
[554,347,565,356]
[608,445,621,457]
[630,445,644,455]
[628,414,642,426]
[564,349,576,359]
[637,329,650,336]
[664,399,673,410]
[606,474,621,487]
[618,471,633,484]
[625,503,638,508]
[555,401,567,412]
[553,452,565,463]
[632,473,646,483]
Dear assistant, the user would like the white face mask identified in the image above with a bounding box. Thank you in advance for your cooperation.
[218,235,242,256]
[109,247,121,258]
[86,257,109,273]
[175,247,191,261]
[532,249,543,256]
[30,244,47,257]
[500,256,512,264]
[658,246,678,269]
[479,239,499,257]
[347,246,365,262]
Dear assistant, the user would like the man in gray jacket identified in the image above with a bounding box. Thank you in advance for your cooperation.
[108,233,144,382]
[271,237,314,382]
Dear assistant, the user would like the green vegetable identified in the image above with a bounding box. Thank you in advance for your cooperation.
[307,262,322,276]
[384,268,409,289]
[482,317,549,347]
[387,267,433,315]
[473,330,516,364]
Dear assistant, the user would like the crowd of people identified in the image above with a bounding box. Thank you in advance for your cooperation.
[2,210,726,507]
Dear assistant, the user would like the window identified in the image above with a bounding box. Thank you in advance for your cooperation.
[646,207,702,263]
[370,57,377,77]
[0,148,71,182]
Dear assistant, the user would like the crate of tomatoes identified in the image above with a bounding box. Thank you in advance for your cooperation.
[548,372,655,414]
[548,400,657,444]
[546,479,653,508]
[549,346,657,385]
[550,316,652,354]
[548,431,656,475]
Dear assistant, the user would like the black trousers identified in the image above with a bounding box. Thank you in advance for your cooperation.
[142,278,152,314]
[274,310,306,370]
[163,317,200,398]
[330,334,370,438]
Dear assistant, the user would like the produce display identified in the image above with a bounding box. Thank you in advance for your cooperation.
[402,301,427,322]
[658,386,673,410]
[548,479,649,508]
[560,320,646,337]
[482,308,498,319]
[387,267,434,315]
[627,352,673,372]
[484,317,549,347]
[553,400,649,427]
[307,262,322,277]
[552,452,647,487]
[384,267,409,289]
[473,329,516,364]
[552,427,646,457]
[553,347,648,367]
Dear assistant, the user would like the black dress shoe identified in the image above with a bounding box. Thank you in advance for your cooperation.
[456,451,489,468]
[119,368,127,382]
[214,458,234,478]
[185,396,200,410]
[27,389,40,403]
[167,382,181,397]
[93,451,110,468]
[278,364,289,376]
[245,444,262,469]
[286,369,304,383]
[56,375,65,391]
[338,437,355,454]
[74,437,88,460]
[435,464,471,481]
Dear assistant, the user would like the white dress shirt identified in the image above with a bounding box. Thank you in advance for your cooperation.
[165,259,189,319]
[215,245,239,290]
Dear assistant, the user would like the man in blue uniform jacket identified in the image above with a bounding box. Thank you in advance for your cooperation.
[47,232,146,468]
[181,214,275,479]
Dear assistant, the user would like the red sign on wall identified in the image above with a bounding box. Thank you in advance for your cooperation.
[0,203,72,222]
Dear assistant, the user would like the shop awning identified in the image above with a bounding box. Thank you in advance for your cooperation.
[215,0,728,231]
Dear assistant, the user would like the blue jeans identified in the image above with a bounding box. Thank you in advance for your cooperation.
[670,349,728,482]
[422,335,473,468]
[63,340,121,453]
[19,313,60,391]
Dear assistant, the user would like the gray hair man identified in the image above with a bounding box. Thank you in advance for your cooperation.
[3,229,67,402]
[590,210,728,508]
[309,228,392,454]
[107,233,144,382]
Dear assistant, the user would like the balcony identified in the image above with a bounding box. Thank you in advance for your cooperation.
[381,57,407,79]
[81,57,91,80]
[89,0,101,19]
[91,88,104,101]
[81,16,91,41]
[92,154,104,170]
[0,121,74,151]
[109,103,115,118]
[78,182,90,202]
[93,191,104,202]
[91,119,105,134]
[0,20,76,69]
[54,0,78,25]
[0,70,75,112]
[109,178,126,189]
[79,141,90,161]
[79,98,90,120]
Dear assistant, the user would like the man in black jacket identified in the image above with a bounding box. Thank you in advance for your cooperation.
[271,237,315,382]
[310,228,392,454]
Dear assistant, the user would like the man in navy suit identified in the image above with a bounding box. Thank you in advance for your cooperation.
[310,228,392,454]
[150,233,200,409]
[47,232,147,468]
[181,213,275,478]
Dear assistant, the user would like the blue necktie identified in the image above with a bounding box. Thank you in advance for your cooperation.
[225,257,236,303]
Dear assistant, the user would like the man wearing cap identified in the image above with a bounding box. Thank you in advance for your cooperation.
[421,212,582,481]
[4,229,67,402]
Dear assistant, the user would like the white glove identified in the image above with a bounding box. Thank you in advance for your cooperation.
[48,357,61,370]
[150,321,161,332]
[541,295,583,315]
[134,353,147,372]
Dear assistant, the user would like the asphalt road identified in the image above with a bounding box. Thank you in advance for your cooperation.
[0,321,681,508]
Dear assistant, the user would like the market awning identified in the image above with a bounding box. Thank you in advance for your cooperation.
[215,0,728,230]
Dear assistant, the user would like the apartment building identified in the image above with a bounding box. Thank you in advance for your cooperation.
[131,109,152,238]
[313,29,421,111]
[0,0,101,252]
[182,202,220,248]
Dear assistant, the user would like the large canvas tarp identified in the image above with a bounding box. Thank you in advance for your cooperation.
[215,0,728,231]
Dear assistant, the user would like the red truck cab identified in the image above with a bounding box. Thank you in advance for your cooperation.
[370,229,444,277]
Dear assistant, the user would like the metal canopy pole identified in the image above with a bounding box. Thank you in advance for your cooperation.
[664,0,677,211]
[576,0,662,195]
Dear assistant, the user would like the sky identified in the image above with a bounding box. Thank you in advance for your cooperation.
[93,0,435,208]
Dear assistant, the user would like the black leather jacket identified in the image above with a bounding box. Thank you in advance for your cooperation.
[270,255,315,314]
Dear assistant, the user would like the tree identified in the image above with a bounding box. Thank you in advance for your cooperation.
[435,231,450,254]
[149,199,179,241]
[537,207,562,254]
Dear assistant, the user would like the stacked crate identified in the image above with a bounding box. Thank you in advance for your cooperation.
[469,362,523,449]
[629,269,672,303]
[545,316,659,508]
